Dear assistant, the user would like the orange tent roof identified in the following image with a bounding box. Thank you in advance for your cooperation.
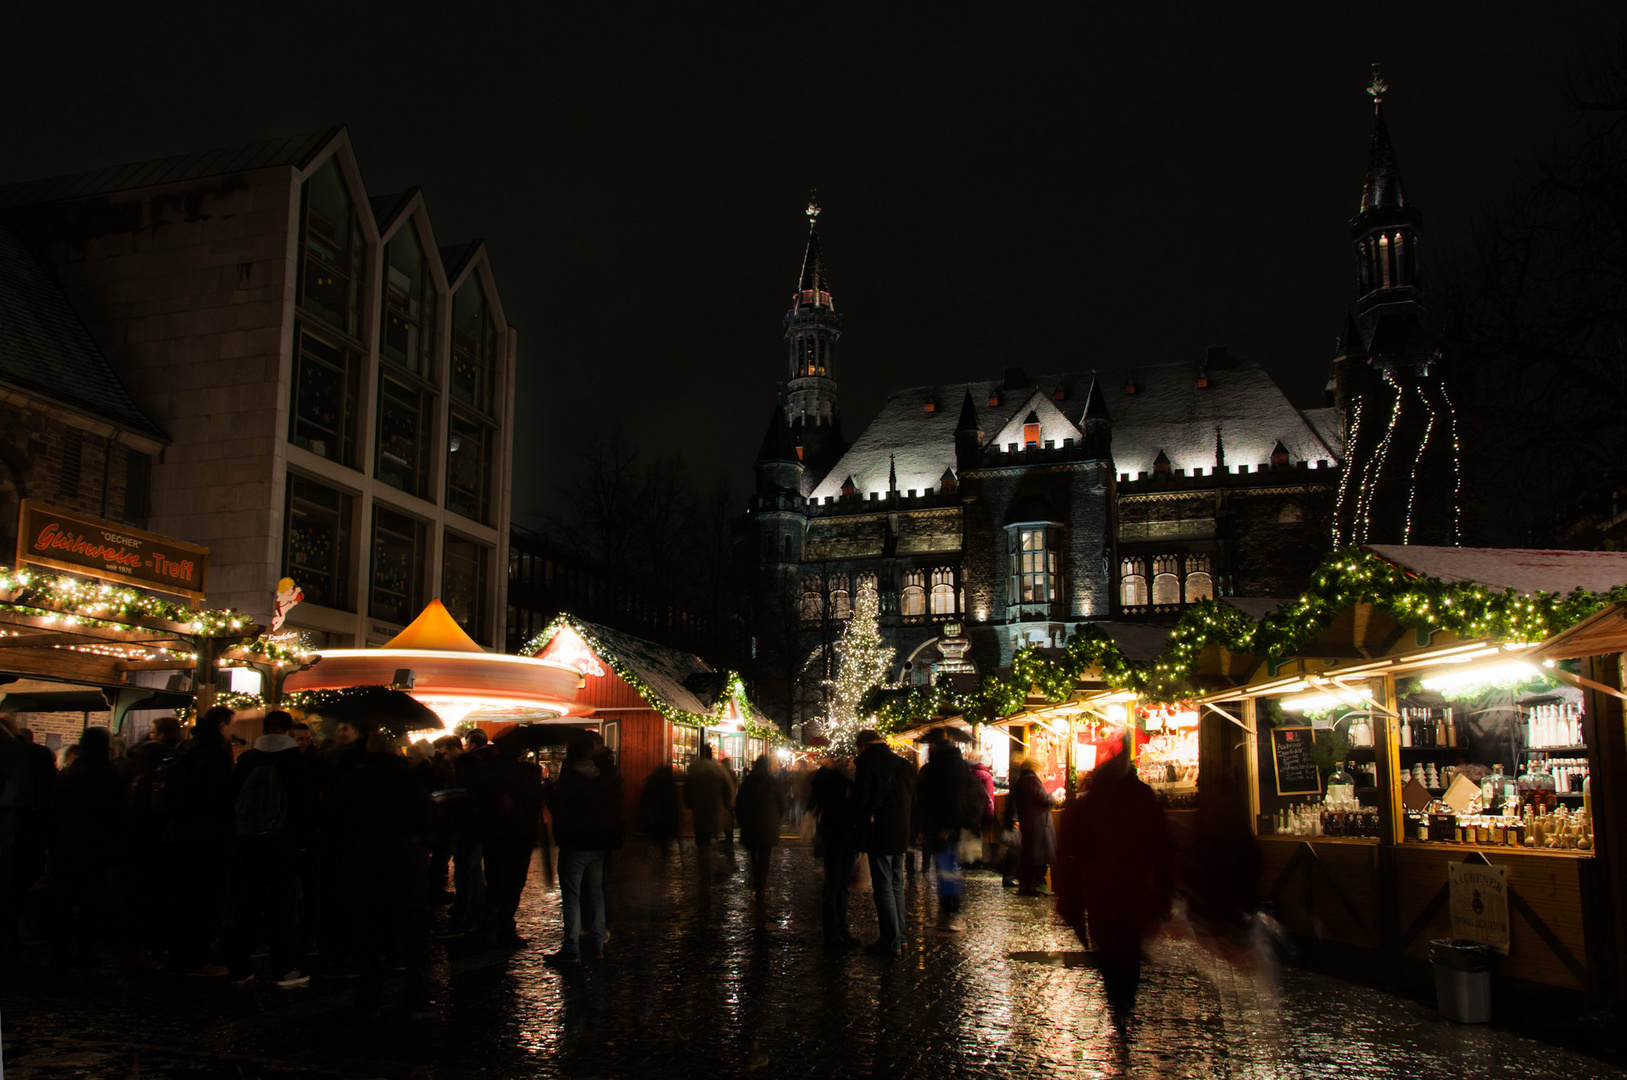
[383,599,486,653]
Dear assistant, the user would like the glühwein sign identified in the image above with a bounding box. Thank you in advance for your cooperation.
[17,500,209,603]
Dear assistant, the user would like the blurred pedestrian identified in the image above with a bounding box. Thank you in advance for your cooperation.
[544,731,621,964]
[48,726,124,968]
[966,749,996,866]
[734,755,785,900]
[226,710,315,987]
[479,740,544,947]
[918,735,973,931]
[636,764,681,861]
[852,729,914,956]
[442,728,493,936]
[683,743,734,882]
[591,740,625,942]
[0,715,35,951]
[164,706,236,977]
[809,756,859,948]
[1054,737,1172,1040]
[1012,755,1056,896]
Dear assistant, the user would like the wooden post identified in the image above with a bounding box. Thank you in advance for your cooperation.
[1582,653,1627,1010]
[1242,698,1261,828]
[1371,673,1404,846]
[192,637,219,716]
[1065,713,1077,801]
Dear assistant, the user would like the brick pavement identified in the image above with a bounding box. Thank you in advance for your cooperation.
[0,840,1620,1079]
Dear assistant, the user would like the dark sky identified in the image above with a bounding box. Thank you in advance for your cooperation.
[4,5,1623,525]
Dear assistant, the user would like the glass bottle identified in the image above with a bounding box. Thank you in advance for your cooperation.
[1481,764,1508,815]
[1327,762,1356,808]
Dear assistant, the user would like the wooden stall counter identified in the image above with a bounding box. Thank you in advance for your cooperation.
[1391,843,1597,993]
[1258,835,1382,950]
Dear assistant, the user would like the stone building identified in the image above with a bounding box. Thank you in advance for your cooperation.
[744,207,1343,726]
[0,127,515,646]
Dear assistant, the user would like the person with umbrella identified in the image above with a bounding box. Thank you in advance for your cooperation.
[733,755,785,901]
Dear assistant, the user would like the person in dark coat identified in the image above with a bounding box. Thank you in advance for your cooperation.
[1012,756,1057,896]
[809,756,859,947]
[165,706,236,976]
[479,744,544,947]
[734,756,785,899]
[443,730,493,936]
[636,764,681,862]
[48,726,125,968]
[917,735,972,931]
[1054,738,1173,1039]
[683,743,735,882]
[851,729,915,956]
[324,724,436,1014]
[544,731,621,964]
[225,710,316,986]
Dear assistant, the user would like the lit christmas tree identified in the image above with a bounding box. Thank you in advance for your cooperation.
[821,587,895,753]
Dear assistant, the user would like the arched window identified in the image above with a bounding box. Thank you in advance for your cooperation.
[831,574,851,619]
[1184,553,1213,603]
[930,568,956,615]
[1379,234,1391,287]
[1120,557,1147,606]
[801,578,823,620]
[1152,555,1181,605]
[901,569,926,617]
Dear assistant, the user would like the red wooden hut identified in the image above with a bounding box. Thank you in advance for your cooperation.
[527,615,774,818]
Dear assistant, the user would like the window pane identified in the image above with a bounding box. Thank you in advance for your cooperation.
[284,474,353,611]
[370,505,425,624]
[291,329,358,465]
[1152,573,1181,605]
[382,221,434,377]
[446,412,492,522]
[442,535,490,645]
[298,160,358,335]
[451,276,496,415]
[376,374,430,497]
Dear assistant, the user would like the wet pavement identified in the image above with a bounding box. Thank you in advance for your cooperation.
[0,839,1621,1079]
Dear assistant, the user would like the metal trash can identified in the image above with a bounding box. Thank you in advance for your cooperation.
[1429,938,1492,1023]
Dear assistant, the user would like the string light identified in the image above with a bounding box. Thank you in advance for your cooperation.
[1439,380,1463,545]
[1356,377,1404,543]
[1402,382,1437,544]
[1332,397,1363,548]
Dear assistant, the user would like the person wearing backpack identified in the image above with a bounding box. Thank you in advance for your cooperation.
[225,710,313,987]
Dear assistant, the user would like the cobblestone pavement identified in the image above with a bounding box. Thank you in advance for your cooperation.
[0,840,1620,1079]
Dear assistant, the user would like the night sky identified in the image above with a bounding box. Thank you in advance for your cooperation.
[4,6,1622,525]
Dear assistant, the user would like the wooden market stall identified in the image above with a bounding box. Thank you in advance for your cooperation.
[1200,546,1627,1005]
[527,616,772,821]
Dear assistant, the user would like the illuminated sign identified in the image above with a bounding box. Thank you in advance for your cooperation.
[17,500,209,602]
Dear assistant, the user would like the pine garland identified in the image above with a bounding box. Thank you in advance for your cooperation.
[525,614,778,741]
[876,547,1627,730]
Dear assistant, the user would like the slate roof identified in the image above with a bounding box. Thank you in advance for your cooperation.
[0,127,342,210]
[1359,106,1408,215]
[756,402,798,463]
[1363,546,1627,597]
[0,225,166,440]
[808,355,1341,501]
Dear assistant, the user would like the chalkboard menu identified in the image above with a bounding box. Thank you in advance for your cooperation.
[1271,726,1323,796]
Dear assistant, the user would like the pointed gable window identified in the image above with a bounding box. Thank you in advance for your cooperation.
[840,476,856,498]
[1153,450,1171,478]
[988,391,1000,407]
[1271,441,1290,468]
[940,468,956,494]
[1023,412,1041,449]
[382,219,435,378]
[297,157,360,336]
[1119,557,1147,607]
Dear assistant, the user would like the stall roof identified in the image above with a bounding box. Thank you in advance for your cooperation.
[1364,545,1627,596]
[563,618,757,721]
[1525,601,1627,664]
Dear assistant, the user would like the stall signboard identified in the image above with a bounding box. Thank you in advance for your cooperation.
[17,501,209,603]
[1271,725,1323,796]
[1449,860,1510,953]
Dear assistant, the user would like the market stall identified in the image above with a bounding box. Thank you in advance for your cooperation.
[1201,546,1627,998]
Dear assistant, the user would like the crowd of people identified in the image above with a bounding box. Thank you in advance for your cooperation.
[0,706,1252,1036]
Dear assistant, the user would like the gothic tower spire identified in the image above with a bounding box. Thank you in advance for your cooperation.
[783,195,845,491]
[1350,65,1424,341]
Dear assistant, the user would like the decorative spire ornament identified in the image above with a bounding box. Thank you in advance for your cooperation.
[1367,63,1388,109]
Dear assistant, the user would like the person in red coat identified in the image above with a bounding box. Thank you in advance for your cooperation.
[1055,735,1172,1039]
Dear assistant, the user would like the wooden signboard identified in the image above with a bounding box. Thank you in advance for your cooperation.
[1449,858,1511,953]
[1271,725,1323,797]
[17,500,209,602]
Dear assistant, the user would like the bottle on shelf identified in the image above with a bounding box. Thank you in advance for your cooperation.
[1400,714,1412,748]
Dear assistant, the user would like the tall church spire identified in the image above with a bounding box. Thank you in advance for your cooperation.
[1350,65,1423,337]
[783,194,845,492]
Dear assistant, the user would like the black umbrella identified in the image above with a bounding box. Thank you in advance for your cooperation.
[492,722,592,753]
[317,685,441,736]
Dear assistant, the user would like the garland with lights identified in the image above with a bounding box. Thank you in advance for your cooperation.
[525,615,779,742]
[875,547,1627,729]
[0,565,254,636]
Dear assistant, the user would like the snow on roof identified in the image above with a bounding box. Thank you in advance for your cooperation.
[566,618,726,717]
[1364,546,1627,596]
[1299,407,1345,459]
[809,357,1339,500]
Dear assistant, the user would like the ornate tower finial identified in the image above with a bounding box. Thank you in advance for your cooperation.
[1367,63,1388,109]
[807,189,821,224]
